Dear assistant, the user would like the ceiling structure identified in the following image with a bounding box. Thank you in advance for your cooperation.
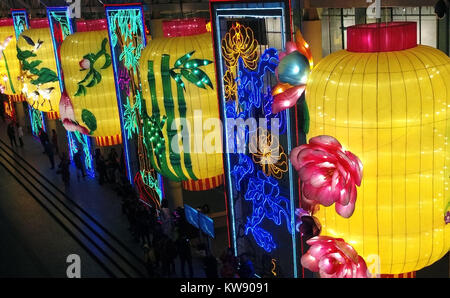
[0,0,440,18]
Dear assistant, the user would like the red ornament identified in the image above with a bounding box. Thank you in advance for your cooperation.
[347,22,417,53]
[76,19,108,32]
[162,18,207,38]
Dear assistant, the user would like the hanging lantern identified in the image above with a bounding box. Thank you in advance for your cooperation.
[305,22,450,275]
[17,18,61,113]
[139,18,224,185]
[181,174,224,191]
[60,19,121,146]
[0,19,21,96]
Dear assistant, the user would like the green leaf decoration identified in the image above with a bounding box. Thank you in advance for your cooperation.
[74,84,86,97]
[83,53,96,63]
[28,60,42,69]
[169,70,185,89]
[30,67,58,85]
[181,69,205,89]
[93,69,101,84]
[192,68,213,89]
[30,68,40,75]
[174,50,195,68]
[78,69,92,84]
[101,38,108,51]
[301,100,310,135]
[184,59,212,69]
[76,38,111,94]
[101,53,112,69]
[21,35,35,46]
[81,109,97,134]
[17,49,36,60]
[86,77,96,87]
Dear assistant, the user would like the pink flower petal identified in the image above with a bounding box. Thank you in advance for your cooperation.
[354,256,369,278]
[272,85,305,114]
[335,186,357,218]
[318,255,338,275]
[309,135,342,150]
[345,151,363,186]
[315,185,338,207]
[285,41,298,54]
[301,253,319,272]
[339,187,350,206]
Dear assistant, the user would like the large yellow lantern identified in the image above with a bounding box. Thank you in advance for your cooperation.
[139,19,223,185]
[0,19,21,96]
[305,22,450,275]
[60,20,121,145]
[17,19,61,113]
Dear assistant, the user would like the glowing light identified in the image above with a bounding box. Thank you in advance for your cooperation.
[244,170,292,252]
[307,23,450,274]
[250,127,288,179]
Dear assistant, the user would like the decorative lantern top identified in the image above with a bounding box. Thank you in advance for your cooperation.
[0,18,13,27]
[29,18,49,29]
[162,18,207,37]
[347,22,417,53]
[76,19,108,32]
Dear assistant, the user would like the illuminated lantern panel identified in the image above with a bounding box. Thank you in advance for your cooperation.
[60,21,121,145]
[305,22,450,275]
[210,0,301,278]
[17,20,61,113]
[0,19,21,96]
[139,20,223,182]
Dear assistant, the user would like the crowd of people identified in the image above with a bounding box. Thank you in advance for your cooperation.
[119,186,257,278]
[6,121,23,148]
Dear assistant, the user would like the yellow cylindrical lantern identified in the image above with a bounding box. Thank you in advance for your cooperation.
[139,22,223,182]
[0,20,21,96]
[305,22,450,275]
[17,20,61,113]
[60,21,121,145]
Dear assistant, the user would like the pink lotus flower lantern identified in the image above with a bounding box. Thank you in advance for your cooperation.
[301,236,369,278]
[290,135,363,218]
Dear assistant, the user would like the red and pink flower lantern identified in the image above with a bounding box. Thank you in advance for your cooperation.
[290,135,363,218]
[301,236,369,278]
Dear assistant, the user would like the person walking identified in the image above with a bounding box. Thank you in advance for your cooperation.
[73,150,86,181]
[94,149,107,185]
[38,128,49,153]
[143,244,157,277]
[203,253,219,278]
[160,199,173,239]
[176,232,194,278]
[57,152,71,188]
[220,248,239,278]
[16,123,24,147]
[7,122,17,147]
[51,129,59,154]
[43,140,55,169]
[161,235,177,277]
[237,253,255,278]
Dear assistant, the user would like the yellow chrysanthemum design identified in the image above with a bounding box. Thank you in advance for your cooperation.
[221,22,259,70]
[250,127,288,179]
[223,69,237,101]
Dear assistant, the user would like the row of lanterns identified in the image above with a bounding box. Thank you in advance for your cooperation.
[1,13,449,276]
[1,16,224,191]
